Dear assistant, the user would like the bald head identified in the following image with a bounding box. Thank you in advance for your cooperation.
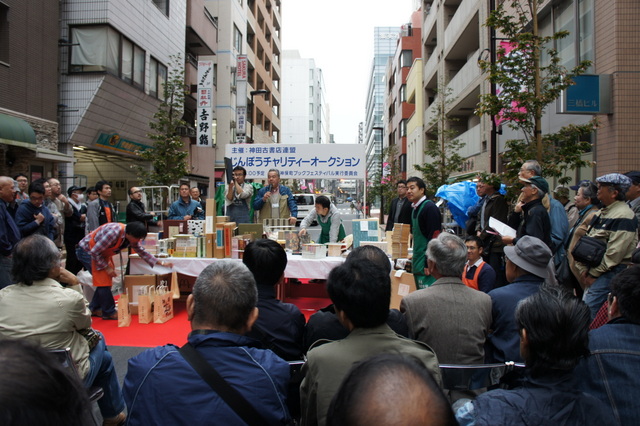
[0,177,15,203]
[327,353,455,426]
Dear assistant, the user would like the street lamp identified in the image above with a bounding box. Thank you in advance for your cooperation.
[372,126,385,225]
[249,89,269,143]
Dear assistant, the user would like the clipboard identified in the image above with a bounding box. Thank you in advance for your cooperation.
[224,157,233,184]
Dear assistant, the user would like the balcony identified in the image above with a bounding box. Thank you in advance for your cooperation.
[444,0,479,59]
[455,124,481,158]
[447,49,481,102]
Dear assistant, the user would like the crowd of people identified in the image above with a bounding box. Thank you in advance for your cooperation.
[0,162,639,425]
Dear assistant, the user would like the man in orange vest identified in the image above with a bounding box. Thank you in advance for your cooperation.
[76,221,173,319]
[462,236,496,293]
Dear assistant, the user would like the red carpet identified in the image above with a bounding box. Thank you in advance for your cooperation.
[96,295,331,347]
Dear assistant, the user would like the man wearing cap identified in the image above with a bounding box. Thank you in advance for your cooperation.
[624,171,640,234]
[575,173,638,319]
[485,235,553,363]
[64,185,87,274]
[515,160,569,267]
[554,185,578,228]
[503,175,552,250]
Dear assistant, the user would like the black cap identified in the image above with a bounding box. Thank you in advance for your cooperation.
[624,171,640,185]
[570,179,591,191]
[67,185,87,196]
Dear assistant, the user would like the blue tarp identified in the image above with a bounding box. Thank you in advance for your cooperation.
[435,181,506,229]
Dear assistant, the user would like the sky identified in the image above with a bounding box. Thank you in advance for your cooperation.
[281,0,417,144]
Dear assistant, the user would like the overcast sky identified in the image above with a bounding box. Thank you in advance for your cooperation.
[281,0,417,144]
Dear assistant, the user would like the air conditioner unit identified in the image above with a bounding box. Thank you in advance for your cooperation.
[230,120,236,129]
[230,85,237,93]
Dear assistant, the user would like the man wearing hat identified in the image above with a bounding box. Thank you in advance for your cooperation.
[485,235,553,363]
[624,171,640,233]
[64,185,87,274]
[554,185,578,228]
[502,175,552,251]
[575,173,638,319]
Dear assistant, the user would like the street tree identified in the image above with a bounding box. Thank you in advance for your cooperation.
[136,54,189,186]
[477,0,595,196]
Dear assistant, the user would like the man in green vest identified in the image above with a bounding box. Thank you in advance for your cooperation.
[406,177,442,289]
[299,195,346,244]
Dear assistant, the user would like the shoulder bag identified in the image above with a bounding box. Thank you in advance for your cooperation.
[571,215,607,268]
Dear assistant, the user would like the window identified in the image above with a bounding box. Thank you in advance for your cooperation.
[152,0,169,16]
[400,50,413,68]
[0,3,8,64]
[233,25,243,53]
[309,103,314,114]
[70,26,120,74]
[70,25,146,89]
[400,85,407,103]
[400,119,407,137]
[149,57,167,99]
[309,120,314,131]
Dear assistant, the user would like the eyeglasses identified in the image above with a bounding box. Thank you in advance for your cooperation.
[132,190,142,194]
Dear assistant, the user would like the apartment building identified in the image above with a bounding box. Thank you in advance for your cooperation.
[207,0,281,179]
[406,58,423,178]
[498,0,639,179]
[421,0,491,179]
[420,0,639,183]
[58,0,186,201]
[385,11,422,181]
[281,50,330,145]
[0,0,71,180]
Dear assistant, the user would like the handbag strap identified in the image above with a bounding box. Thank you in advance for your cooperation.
[179,342,267,425]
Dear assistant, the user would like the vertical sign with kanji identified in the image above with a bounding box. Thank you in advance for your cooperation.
[236,56,248,138]
[197,60,214,146]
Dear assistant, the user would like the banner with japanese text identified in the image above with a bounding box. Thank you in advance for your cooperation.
[197,60,214,146]
[225,144,366,179]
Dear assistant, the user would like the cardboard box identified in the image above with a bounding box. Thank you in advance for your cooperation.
[205,198,216,234]
[237,223,264,241]
[205,233,214,258]
[214,223,225,259]
[124,275,156,315]
[224,222,237,258]
[390,270,416,310]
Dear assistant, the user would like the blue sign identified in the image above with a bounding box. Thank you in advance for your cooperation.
[560,75,611,114]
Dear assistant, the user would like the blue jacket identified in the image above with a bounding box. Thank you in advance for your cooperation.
[0,201,20,257]
[123,331,291,425]
[14,200,56,240]
[246,285,306,361]
[456,371,609,426]
[253,185,297,218]
[168,198,204,220]
[549,198,569,265]
[576,317,640,426]
[485,274,544,363]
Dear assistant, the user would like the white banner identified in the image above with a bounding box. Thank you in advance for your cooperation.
[197,60,214,147]
[225,144,366,179]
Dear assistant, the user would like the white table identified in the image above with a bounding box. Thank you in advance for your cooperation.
[130,254,345,280]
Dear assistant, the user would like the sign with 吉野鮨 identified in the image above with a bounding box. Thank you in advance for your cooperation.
[197,60,214,147]
[225,144,366,179]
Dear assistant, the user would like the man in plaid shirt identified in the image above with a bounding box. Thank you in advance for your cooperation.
[77,222,173,319]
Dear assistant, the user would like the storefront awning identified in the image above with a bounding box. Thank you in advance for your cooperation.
[0,113,37,144]
[0,136,74,163]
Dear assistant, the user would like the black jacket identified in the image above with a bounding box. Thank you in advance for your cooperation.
[508,198,552,250]
[385,197,413,232]
[126,200,156,226]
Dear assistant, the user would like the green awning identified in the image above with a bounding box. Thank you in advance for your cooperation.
[0,113,37,144]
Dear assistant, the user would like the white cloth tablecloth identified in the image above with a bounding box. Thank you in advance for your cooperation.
[130,255,345,280]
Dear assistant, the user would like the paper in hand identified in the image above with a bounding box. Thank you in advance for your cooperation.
[488,217,517,238]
